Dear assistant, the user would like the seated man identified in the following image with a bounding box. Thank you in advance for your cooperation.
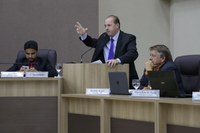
[7,40,58,77]
[140,44,185,95]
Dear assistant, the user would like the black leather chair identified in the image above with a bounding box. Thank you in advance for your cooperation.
[174,55,200,94]
[17,49,57,68]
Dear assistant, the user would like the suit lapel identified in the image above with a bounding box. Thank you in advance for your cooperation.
[93,34,109,62]
[115,31,123,58]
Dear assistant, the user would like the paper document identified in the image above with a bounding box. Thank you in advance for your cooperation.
[91,60,103,64]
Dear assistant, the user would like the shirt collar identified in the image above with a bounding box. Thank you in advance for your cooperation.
[110,31,120,41]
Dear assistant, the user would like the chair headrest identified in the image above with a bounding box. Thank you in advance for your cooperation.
[17,49,57,67]
[174,55,200,76]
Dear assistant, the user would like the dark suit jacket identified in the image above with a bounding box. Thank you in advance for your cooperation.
[140,60,185,94]
[7,57,58,77]
[82,31,139,87]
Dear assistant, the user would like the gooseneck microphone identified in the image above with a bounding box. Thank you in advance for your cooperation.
[80,47,93,63]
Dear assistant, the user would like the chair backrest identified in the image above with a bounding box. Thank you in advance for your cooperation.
[174,55,200,94]
[17,49,57,67]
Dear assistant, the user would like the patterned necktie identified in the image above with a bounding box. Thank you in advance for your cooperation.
[108,38,114,60]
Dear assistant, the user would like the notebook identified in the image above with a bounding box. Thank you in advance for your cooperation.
[108,72,131,95]
[148,71,183,97]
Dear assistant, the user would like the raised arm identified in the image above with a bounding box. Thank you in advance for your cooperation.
[75,22,88,36]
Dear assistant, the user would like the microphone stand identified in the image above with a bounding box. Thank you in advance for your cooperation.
[80,48,93,63]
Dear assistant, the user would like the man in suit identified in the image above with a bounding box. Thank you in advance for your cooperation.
[75,15,139,88]
[7,40,58,77]
[140,44,185,95]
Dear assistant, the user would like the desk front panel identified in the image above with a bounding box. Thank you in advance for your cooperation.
[61,94,157,133]
[0,78,62,133]
[158,98,200,133]
[104,98,156,133]
[61,95,200,133]
[0,78,62,96]
[0,97,57,133]
[61,96,102,133]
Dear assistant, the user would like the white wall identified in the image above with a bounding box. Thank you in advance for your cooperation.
[99,0,170,77]
[171,0,200,57]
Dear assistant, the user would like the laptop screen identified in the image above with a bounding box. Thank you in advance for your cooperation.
[148,71,180,97]
[108,72,130,95]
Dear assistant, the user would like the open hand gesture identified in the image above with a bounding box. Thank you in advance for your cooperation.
[75,22,88,35]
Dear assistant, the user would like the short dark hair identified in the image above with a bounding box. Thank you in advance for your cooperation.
[24,40,38,51]
[149,44,172,61]
[107,15,120,28]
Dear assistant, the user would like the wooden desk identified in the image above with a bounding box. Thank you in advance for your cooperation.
[158,98,200,133]
[61,94,200,133]
[0,78,63,133]
[61,94,157,133]
[62,64,129,94]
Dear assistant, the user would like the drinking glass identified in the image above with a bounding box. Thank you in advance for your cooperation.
[132,79,140,90]
[55,63,62,77]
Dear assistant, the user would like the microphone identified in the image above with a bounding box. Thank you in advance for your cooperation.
[80,47,93,63]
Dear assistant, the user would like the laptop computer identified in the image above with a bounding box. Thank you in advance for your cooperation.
[108,72,131,95]
[148,71,184,97]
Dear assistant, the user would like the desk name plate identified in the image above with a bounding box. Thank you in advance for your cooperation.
[86,88,110,95]
[0,71,48,78]
[131,90,160,98]
[1,71,24,78]
[25,72,48,78]
[192,92,200,101]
